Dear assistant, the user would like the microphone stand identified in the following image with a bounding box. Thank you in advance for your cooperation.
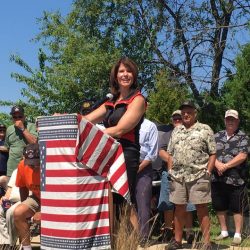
[69,93,113,115]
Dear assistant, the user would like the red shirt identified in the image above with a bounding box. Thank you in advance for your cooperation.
[104,90,145,145]
[15,159,40,199]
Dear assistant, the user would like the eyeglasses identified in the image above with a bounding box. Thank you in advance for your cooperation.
[12,116,23,119]
[225,117,237,121]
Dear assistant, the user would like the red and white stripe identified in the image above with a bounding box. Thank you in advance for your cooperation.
[38,114,130,249]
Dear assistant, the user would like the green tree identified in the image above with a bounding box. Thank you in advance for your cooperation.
[71,0,250,104]
[146,70,190,124]
[0,113,12,128]
[0,11,122,118]
[221,43,250,134]
[1,0,250,124]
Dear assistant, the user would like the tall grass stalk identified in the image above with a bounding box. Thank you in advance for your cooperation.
[113,205,139,250]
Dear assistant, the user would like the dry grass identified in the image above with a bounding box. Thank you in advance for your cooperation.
[113,209,250,250]
[0,245,19,250]
[113,205,140,250]
[2,207,249,250]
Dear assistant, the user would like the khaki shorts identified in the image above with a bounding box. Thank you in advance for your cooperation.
[22,194,40,213]
[169,174,211,205]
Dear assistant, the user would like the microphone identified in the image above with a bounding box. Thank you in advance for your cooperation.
[69,100,93,114]
[91,93,114,110]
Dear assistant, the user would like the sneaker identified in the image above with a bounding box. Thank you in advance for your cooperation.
[214,233,228,240]
[185,231,195,244]
[161,228,174,242]
[231,236,242,246]
[194,242,212,250]
[165,238,182,250]
[139,238,149,248]
[201,243,212,250]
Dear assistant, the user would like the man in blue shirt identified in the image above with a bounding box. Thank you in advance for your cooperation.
[135,118,158,247]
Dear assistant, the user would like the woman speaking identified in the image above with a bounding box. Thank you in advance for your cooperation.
[84,57,146,229]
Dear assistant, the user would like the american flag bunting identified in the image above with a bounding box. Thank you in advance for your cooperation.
[37,114,130,250]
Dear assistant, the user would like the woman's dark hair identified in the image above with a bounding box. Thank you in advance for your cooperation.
[109,57,138,97]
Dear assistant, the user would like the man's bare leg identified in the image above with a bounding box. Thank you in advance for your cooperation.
[14,204,34,247]
[174,204,186,243]
[196,204,210,244]
[216,211,228,232]
[164,210,174,228]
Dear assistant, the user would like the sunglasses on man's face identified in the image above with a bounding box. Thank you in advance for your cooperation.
[12,116,23,119]
[173,117,182,121]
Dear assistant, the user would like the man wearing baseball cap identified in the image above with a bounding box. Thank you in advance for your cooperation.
[157,110,196,244]
[211,109,250,246]
[165,100,216,250]
[4,105,37,178]
[14,143,41,250]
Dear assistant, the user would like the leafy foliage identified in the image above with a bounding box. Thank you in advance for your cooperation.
[146,70,190,124]
[1,0,250,125]
[2,11,122,119]
[0,113,12,127]
[221,43,250,134]
[69,0,250,103]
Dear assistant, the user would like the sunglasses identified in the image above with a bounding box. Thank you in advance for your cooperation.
[12,116,23,119]
[173,117,182,121]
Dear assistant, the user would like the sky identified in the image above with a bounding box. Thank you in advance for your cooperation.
[0,1,73,113]
[1,1,249,115]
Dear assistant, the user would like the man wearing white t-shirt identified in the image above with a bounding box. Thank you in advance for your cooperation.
[0,169,20,247]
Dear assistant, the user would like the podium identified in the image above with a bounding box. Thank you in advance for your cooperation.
[37,114,130,250]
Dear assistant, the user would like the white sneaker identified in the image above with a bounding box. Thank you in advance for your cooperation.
[215,233,228,241]
[231,236,242,246]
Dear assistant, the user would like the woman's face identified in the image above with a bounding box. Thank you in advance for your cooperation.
[116,63,134,88]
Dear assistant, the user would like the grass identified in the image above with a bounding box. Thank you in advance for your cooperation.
[209,213,250,248]
[3,206,248,250]
[112,205,140,250]
[144,210,250,249]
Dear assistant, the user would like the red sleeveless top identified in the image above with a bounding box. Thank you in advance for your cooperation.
[103,90,145,147]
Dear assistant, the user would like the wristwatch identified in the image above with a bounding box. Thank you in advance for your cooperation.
[206,170,211,176]
[20,127,25,132]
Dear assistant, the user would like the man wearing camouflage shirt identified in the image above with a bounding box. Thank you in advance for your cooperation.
[212,109,250,246]
[165,100,216,250]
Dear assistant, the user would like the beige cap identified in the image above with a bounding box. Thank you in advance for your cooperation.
[225,109,239,119]
[172,110,182,117]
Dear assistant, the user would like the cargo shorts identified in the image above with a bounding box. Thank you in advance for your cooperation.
[22,194,40,213]
[169,173,211,205]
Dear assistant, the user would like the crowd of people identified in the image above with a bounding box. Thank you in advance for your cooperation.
[0,57,249,250]
[0,106,39,250]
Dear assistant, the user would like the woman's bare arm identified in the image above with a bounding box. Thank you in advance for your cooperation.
[103,96,145,138]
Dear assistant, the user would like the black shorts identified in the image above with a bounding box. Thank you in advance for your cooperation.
[211,182,249,214]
